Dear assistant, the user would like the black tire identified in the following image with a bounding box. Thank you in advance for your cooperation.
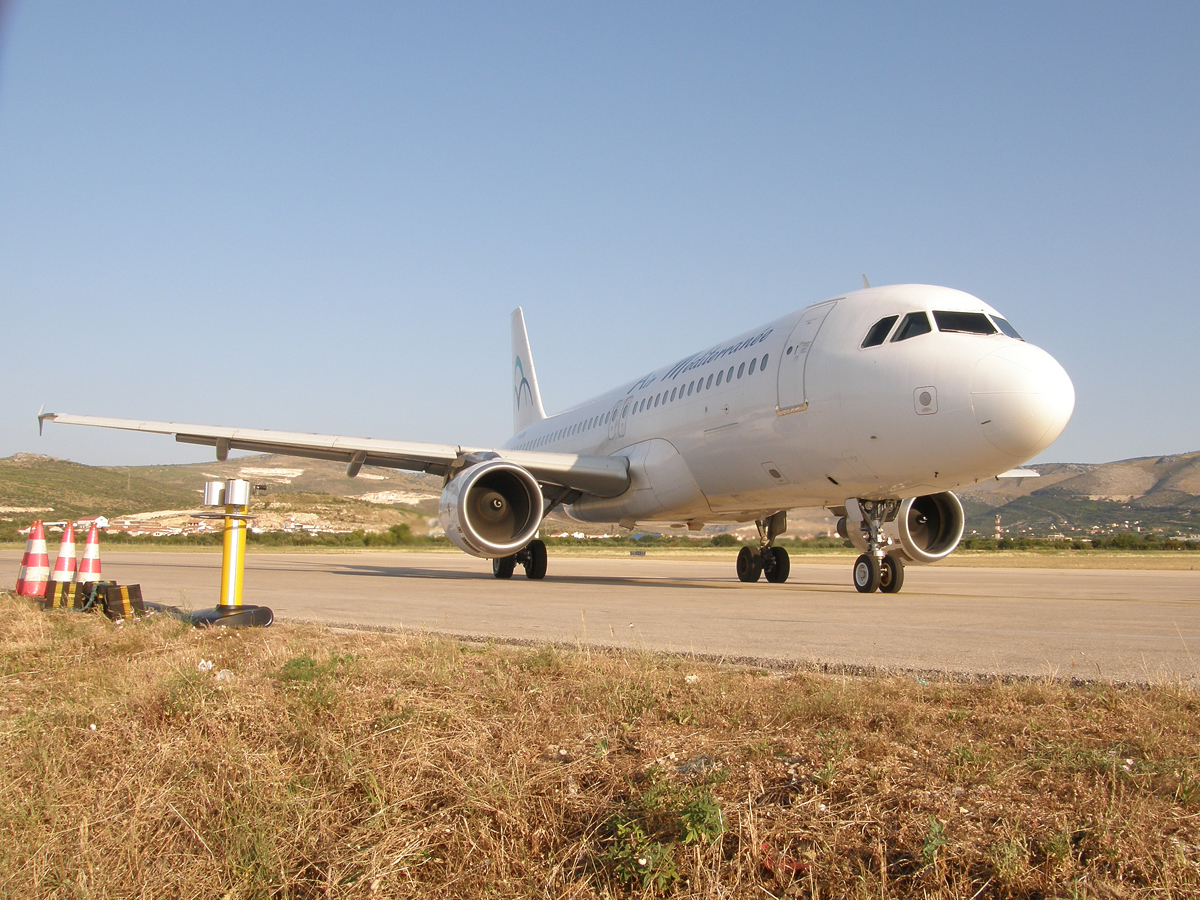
[736,546,763,582]
[523,539,547,580]
[765,546,790,583]
[492,555,516,579]
[879,554,905,593]
[853,553,881,593]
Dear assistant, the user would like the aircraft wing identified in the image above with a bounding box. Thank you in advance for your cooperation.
[38,412,630,498]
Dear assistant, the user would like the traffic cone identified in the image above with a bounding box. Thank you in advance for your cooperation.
[51,523,78,583]
[77,524,102,583]
[15,521,50,597]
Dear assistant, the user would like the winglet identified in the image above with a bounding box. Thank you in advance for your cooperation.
[862,274,870,289]
[511,308,547,435]
[38,405,49,437]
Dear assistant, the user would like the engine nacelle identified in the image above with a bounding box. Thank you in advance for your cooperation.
[438,459,544,558]
[883,491,964,564]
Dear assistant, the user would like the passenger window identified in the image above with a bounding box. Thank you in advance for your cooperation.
[687,382,694,395]
[670,388,677,401]
[654,394,660,407]
[716,370,723,386]
[992,316,1024,340]
[933,311,996,334]
[760,352,768,369]
[706,374,713,389]
[891,312,932,342]
[861,315,899,348]
[748,358,757,375]
[786,346,792,355]
[727,366,734,382]
[737,362,745,379]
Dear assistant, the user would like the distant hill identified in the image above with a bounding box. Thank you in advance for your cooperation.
[957,452,1200,537]
[0,454,440,534]
[0,454,200,520]
[4,450,1198,540]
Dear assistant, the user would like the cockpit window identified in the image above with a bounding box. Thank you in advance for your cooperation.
[861,315,898,348]
[891,311,932,342]
[933,311,997,335]
[991,316,1024,340]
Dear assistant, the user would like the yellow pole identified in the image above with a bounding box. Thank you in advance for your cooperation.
[219,501,247,608]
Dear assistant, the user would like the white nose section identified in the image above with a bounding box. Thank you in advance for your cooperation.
[971,343,1074,459]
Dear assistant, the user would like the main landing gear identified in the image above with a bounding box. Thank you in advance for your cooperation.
[492,539,547,580]
[735,511,791,583]
[844,500,905,594]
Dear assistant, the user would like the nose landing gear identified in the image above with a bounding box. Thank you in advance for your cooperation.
[735,511,791,583]
[842,499,906,594]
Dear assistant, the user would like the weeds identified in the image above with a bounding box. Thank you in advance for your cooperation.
[922,817,949,867]
[2,592,1198,898]
[597,767,724,889]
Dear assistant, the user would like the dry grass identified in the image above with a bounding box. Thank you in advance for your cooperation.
[2,593,1198,899]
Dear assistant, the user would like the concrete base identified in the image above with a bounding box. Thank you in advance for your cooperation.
[185,605,274,628]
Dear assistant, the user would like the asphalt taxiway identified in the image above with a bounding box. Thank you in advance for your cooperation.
[7,550,1198,683]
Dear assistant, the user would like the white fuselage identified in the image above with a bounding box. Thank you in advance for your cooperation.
[501,284,1074,525]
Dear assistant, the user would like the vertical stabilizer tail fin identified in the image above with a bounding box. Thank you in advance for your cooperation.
[511,307,547,434]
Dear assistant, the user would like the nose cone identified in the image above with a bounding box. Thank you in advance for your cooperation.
[971,342,1074,461]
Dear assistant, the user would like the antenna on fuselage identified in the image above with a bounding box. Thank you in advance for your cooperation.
[861,275,870,289]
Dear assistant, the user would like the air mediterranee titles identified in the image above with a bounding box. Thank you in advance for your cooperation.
[629,328,774,396]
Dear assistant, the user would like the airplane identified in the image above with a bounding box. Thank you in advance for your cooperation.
[39,283,1074,593]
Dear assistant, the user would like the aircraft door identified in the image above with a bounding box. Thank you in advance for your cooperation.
[777,300,837,414]
[608,401,630,440]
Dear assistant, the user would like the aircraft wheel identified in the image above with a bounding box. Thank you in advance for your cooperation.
[523,539,548,580]
[853,553,881,593]
[736,546,763,582]
[492,555,516,579]
[764,546,790,583]
[879,554,905,593]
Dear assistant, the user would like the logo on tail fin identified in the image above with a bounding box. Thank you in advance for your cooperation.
[514,357,534,410]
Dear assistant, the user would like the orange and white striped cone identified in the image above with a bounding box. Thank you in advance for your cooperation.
[77,524,102,583]
[51,523,78,583]
[15,521,50,597]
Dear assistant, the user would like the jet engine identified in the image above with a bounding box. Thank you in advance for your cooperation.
[837,491,964,564]
[438,459,544,558]
[883,491,965,564]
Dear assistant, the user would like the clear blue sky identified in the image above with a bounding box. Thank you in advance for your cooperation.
[1,2,1196,467]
